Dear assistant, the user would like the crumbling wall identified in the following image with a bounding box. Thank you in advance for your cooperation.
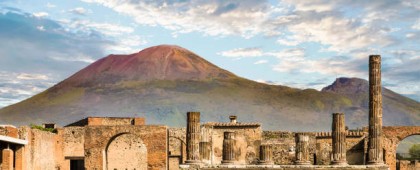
[60,127,85,158]
[169,128,186,169]
[263,131,296,165]
[208,126,261,165]
[22,127,65,170]
[397,160,420,170]
[0,126,18,138]
[84,125,167,170]
[262,131,316,165]
[315,131,366,165]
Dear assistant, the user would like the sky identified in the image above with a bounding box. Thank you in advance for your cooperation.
[0,0,419,107]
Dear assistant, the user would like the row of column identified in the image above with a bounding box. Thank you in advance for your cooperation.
[185,112,274,165]
[185,57,384,166]
[1,144,24,170]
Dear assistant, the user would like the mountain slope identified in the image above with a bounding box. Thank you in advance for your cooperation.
[0,45,418,130]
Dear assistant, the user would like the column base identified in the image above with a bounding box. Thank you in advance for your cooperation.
[367,161,384,165]
[295,160,311,165]
[331,161,348,165]
[185,160,202,164]
[221,160,235,165]
[258,160,274,165]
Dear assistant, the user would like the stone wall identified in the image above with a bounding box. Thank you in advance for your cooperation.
[83,125,167,170]
[262,131,316,165]
[382,126,420,170]
[315,132,366,165]
[397,160,420,170]
[59,127,85,158]
[205,125,261,165]
[0,126,18,138]
[169,128,186,169]
[23,127,66,170]
[66,117,145,126]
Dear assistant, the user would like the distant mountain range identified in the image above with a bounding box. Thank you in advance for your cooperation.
[0,45,418,130]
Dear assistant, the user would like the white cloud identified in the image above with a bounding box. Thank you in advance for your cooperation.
[107,35,148,53]
[17,73,49,80]
[219,47,263,58]
[412,19,420,30]
[254,60,268,64]
[46,3,56,8]
[63,19,134,36]
[49,53,96,63]
[0,72,55,107]
[68,7,91,15]
[32,12,48,18]
[36,26,45,31]
[219,47,305,60]
[81,0,274,38]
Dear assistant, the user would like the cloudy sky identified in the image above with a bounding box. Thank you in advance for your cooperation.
[0,0,419,107]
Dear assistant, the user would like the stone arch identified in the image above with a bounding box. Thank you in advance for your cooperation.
[105,133,147,170]
[168,136,187,159]
[382,126,420,170]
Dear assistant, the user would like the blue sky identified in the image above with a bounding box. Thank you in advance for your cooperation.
[0,0,419,107]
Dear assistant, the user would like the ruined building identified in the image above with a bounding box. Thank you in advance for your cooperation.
[0,55,419,170]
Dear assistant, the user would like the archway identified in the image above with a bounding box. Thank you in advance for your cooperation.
[383,126,420,170]
[395,135,420,170]
[106,133,147,170]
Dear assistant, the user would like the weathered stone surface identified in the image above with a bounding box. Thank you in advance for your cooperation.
[201,117,261,165]
[331,113,347,165]
[180,164,389,170]
[2,148,14,170]
[382,126,420,170]
[295,133,311,165]
[84,125,167,170]
[222,131,235,164]
[367,55,384,165]
[60,127,85,158]
[259,145,274,165]
[186,112,201,164]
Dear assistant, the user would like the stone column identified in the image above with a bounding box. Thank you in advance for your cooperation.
[295,133,311,165]
[222,131,235,164]
[15,145,25,170]
[331,113,348,165]
[200,142,211,162]
[259,144,274,165]
[2,146,14,170]
[367,55,384,165]
[186,112,201,164]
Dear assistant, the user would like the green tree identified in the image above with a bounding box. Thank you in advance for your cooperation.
[409,144,420,158]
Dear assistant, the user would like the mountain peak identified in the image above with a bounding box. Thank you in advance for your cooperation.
[64,45,236,86]
[321,77,368,94]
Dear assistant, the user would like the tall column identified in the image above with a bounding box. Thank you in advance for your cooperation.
[259,144,274,165]
[15,145,25,170]
[367,55,384,165]
[222,131,235,164]
[2,146,14,170]
[186,112,201,164]
[295,133,311,165]
[331,113,348,165]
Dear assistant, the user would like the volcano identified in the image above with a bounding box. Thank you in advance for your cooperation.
[0,45,418,130]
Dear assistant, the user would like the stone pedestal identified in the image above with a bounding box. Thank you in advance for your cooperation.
[186,112,201,164]
[331,113,348,165]
[2,148,14,170]
[367,55,384,165]
[295,133,311,165]
[259,144,274,165]
[222,131,235,165]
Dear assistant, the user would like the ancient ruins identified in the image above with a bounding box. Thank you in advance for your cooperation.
[0,55,419,170]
